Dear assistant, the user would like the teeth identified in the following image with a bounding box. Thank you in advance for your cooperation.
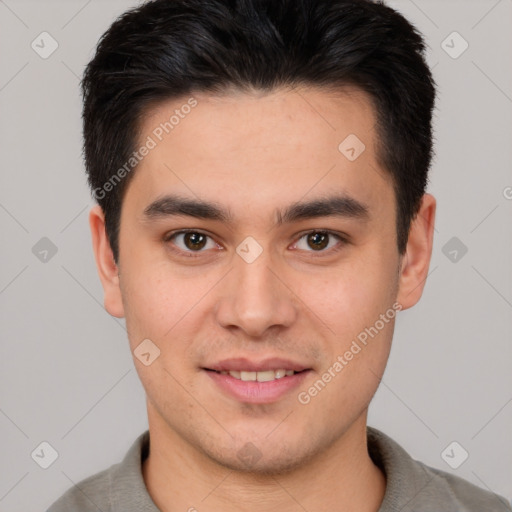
[256,370,275,382]
[222,369,296,381]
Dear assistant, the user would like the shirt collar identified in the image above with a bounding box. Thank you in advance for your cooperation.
[367,426,456,511]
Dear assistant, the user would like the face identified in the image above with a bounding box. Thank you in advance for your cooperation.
[90,86,435,474]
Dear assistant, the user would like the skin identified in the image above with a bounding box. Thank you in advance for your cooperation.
[90,86,436,512]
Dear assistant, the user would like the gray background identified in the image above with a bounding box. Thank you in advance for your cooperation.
[1,0,511,510]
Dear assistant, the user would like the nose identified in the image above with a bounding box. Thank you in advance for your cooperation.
[214,246,298,338]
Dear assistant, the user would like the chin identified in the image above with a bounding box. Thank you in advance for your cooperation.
[199,434,321,477]
[211,450,310,477]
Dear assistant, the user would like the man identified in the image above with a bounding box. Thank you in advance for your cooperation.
[47,0,510,510]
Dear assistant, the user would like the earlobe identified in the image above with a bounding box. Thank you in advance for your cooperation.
[89,205,125,318]
[396,193,436,310]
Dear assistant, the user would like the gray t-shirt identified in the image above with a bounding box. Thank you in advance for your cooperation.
[46,426,511,511]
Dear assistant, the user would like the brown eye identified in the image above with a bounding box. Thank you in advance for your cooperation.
[306,232,329,251]
[182,232,207,250]
[293,230,347,255]
[165,230,217,253]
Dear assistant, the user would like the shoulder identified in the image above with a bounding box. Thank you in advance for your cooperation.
[416,460,511,511]
[46,465,115,512]
[367,426,511,512]
[46,430,152,512]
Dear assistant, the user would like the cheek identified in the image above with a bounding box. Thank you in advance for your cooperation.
[120,262,214,377]
[295,253,397,338]
[121,269,199,400]
[120,263,183,344]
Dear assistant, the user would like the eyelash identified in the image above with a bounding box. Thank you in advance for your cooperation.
[163,229,348,259]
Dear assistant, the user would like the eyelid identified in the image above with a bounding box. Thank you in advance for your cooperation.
[163,229,348,257]
[291,230,348,256]
[163,229,221,256]
[163,228,212,242]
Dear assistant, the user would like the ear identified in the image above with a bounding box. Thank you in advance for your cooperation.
[89,205,125,318]
[396,193,436,310]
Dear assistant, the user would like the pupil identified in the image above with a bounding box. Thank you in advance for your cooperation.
[308,232,328,250]
[185,232,206,250]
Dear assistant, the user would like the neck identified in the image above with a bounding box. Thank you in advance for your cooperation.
[142,406,386,512]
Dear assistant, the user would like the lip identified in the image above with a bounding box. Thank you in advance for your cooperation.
[204,357,310,373]
[203,368,312,404]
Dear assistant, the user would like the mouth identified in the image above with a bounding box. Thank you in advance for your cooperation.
[204,368,306,382]
[202,358,312,404]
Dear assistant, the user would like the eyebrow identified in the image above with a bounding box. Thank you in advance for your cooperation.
[142,193,370,226]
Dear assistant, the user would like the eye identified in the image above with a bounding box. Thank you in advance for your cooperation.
[163,229,348,258]
[292,230,346,254]
[164,230,219,255]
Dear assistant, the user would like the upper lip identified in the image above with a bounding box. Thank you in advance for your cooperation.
[204,357,311,373]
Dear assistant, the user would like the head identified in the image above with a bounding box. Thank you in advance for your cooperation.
[86,0,436,474]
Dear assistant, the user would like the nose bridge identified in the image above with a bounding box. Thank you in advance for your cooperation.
[215,242,297,337]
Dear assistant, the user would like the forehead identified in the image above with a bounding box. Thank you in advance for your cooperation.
[141,85,377,160]
[125,86,393,224]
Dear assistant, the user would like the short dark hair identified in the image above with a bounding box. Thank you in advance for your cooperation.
[81,0,436,262]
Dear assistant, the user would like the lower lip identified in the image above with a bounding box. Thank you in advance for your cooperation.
[204,370,311,404]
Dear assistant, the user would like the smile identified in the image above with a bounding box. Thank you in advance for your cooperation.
[216,369,298,382]
[204,368,311,404]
